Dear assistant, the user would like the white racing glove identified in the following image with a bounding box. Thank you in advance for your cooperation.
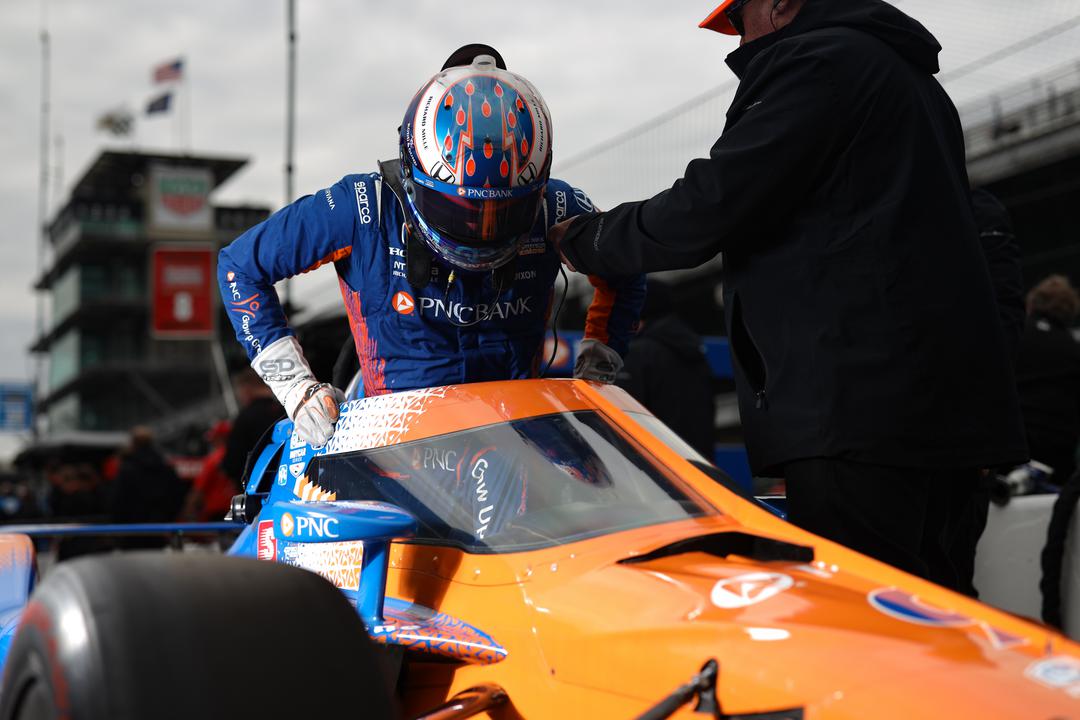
[573,339,623,384]
[255,336,345,447]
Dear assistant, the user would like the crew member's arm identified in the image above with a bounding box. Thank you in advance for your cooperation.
[556,41,843,276]
[577,273,646,382]
[971,189,1024,364]
[218,176,361,445]
[550,181,646,382]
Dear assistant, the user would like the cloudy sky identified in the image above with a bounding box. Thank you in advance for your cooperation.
[3,0,1080,393]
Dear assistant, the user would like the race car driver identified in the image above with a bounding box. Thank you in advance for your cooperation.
[218,45,645,447]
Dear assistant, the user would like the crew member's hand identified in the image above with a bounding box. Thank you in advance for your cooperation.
[289,381,345,448]
[574,339,623,384]
[548,217,579,272]
[256,336,344,447]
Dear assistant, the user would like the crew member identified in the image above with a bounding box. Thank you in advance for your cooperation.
[552,0,1026,593]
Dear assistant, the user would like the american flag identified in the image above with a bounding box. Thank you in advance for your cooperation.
[152,58,183,84]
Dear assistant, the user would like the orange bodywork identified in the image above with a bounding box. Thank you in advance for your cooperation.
[342,380,1079,718]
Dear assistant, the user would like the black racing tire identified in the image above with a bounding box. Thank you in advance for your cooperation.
[0,553,395,720]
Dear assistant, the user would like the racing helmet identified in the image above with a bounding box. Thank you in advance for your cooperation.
[514,416,613,489]
[399,53,552,271]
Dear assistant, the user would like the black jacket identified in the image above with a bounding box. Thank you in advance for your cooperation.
[971,189,1024,364]
[561,0,1026,474]
[1016,316,1080,479]
[617,316,716,458]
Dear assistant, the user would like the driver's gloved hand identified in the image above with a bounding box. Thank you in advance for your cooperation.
[256,336,344,447]
[290,382,346,448]
[573,339,623,384]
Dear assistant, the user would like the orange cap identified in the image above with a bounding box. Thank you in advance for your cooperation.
[700,1,740,35]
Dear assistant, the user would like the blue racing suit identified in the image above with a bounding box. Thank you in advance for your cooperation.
[218,172,645,396]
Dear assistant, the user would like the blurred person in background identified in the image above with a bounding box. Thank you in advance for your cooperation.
[221,368,283,488]
[181,420,234,521]
[218,44,644,448]
[0,480,37,523]
[616,279,716,458]
[47,461,107,523]
[111,427,188,549]
[1026,274,1080,628]
[1017,275,1080,482]
[52,463,112,560]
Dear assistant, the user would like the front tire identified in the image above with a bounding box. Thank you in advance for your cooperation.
[0,553,394,720]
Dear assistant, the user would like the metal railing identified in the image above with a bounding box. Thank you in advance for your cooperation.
[960,61,1080,159]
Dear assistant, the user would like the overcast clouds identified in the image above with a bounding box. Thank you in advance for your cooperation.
[3,0,1080,388]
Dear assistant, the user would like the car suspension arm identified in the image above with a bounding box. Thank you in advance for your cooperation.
[411,684,509,720]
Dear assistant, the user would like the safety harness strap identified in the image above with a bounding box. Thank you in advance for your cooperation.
[378,159,432,290]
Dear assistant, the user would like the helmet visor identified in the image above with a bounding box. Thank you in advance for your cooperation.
[410,168,544,246]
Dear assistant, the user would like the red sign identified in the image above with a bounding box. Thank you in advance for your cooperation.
[151,246,214,337]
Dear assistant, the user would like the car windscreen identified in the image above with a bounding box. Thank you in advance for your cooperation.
[309,411,709,554]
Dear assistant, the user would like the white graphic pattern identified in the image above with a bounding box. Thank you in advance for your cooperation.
[313,387,451,457]
[282,541,364,591]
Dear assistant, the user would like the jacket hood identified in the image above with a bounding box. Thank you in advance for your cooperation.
[729,0,941,76]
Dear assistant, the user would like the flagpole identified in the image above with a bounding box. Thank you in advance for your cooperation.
[183,56,191,152]
[53,134,64,202]
[174,72,182,151]
[34,1,51,437]
[282,0,296,309]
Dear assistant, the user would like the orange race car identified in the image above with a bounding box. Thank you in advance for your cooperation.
[2,379,1078,719]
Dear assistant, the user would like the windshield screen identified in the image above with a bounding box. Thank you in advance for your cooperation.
[310,411,708,553]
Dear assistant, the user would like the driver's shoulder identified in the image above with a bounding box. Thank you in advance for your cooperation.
[544,177,596,224]
[328,171,386,232]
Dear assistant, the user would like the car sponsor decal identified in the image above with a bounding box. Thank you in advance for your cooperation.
[414,296,534,326]
[354,181,372,224]
[868,588,970,627]
[573,188,594,213]
[256,520,276,561]
[554,190,568,221]
[519,240,546,256]
[282,541,364,592]
[542,336,571,368]
[710,572,793,609]
[281,514,339,541]
[868,588,1028,650]
[1025,656,1080,697]
[280,512,295,538]
[393,291,415,315]
[276,465,288,486]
